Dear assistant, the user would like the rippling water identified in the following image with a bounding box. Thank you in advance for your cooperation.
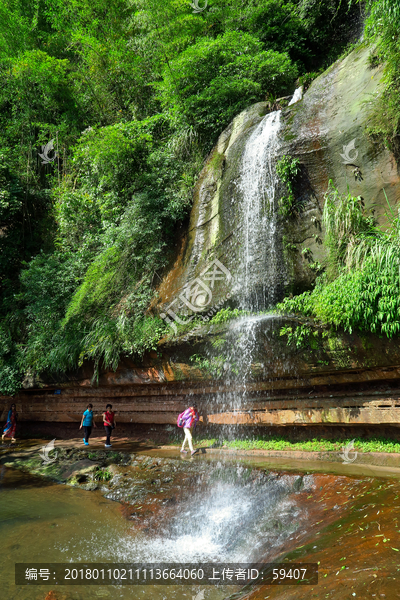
[2,458,400,600]
[0,462,305,600]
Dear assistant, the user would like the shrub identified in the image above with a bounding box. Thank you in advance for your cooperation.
[276,155,301,218]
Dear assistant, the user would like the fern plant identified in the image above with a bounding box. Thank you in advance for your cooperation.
[278,183,400,338]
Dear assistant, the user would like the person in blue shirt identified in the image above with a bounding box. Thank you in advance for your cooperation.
[79,404,97,445]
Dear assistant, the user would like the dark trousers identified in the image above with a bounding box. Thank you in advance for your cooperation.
[105,425,112,445]
[83,425,92,443]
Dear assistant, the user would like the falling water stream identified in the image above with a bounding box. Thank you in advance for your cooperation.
[238,109,282,310]
[207,89,304,420]
[236,86,303,312]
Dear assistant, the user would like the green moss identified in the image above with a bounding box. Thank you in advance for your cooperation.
[208,151,225,173]
[93,467,112,482]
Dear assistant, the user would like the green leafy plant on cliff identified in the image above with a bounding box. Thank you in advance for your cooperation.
[190,354,227,379]
[190,353,239,378]
[278,183,400,338]
[276,155,302,218]
[279,324,323,349]
[350,0,400,154]
[210,307,248,324]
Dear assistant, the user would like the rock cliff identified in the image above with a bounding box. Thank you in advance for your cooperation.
[156,42,400,311]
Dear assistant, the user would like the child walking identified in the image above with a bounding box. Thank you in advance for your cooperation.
[102,404,116,448]
[79,403,97,445]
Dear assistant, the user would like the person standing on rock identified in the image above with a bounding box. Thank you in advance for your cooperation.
[178,404,199,456]
[79,403,97,446]
[2,403,17,443]
[102,404,116,448]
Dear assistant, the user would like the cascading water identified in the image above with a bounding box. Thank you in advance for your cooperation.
[288,86,303,105]
[237,86,303,310]
[102,463,309,564]
[206,88,303,421]
[238,109,283,310]
[128,89,306,577]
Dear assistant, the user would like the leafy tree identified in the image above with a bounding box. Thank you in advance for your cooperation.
[159,30,298,142]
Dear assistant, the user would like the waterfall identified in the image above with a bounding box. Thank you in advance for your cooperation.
[111,89,309,570]
[238,110,282,310]
[237,87,302,310]
[288,86,303,105]
[206,88,303,419]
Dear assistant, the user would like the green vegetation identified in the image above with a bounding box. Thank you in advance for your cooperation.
[0,0,363,393]
[222,437,400,453]
[190,352,240,378]
[169,431,400,454]
[278,182,400,338]
[278,1,400,339]
[356,0,400,153]
[279,323,325,349]
[210,307,248,324]
[93,467,112,482]
[276,154,302,218]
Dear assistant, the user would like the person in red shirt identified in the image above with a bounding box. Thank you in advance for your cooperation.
[102,404,116,448]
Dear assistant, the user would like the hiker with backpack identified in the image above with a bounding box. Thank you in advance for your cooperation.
[177,404,200,456]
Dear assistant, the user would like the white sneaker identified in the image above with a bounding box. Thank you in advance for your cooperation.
[105,444,112,448]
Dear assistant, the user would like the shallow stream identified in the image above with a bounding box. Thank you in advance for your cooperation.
[1,451,400,600]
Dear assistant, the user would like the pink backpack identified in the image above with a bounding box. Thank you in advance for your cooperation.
[177,411,185,428]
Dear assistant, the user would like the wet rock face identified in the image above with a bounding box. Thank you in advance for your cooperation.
[156,42,400,309]
[280,42,400,293]
[156,101,272,313]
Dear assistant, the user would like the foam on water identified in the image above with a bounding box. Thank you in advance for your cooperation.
[288,86,303,105]
[100,469,304,563]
